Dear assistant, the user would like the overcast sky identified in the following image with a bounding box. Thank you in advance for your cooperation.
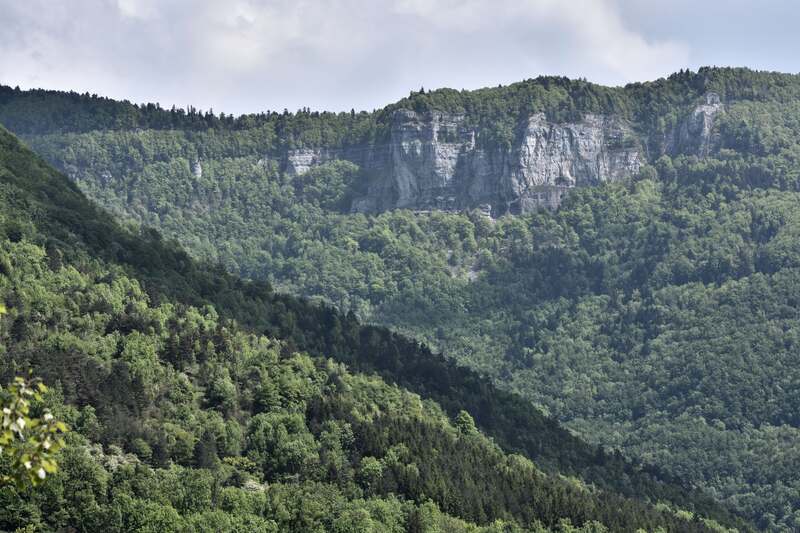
[0,0,796,115]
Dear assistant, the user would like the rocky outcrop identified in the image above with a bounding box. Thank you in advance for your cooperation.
[667,92,724,157]
[283,96,723,216]
[364,110,475,212]
[285,148,341,176]
[506,113,642,212]
[351,109,642,215]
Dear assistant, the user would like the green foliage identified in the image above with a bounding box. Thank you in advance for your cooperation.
[0,126,742,531]
[0,376,67,489]
[0,231,727,532]
[294,160,361,209]
[0,123,738,528]
[454,410,477,436]
[19,67,800,530]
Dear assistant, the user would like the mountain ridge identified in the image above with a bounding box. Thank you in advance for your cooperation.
[0,124,749,531]
[0,66,785,215]
[5,65,800,529]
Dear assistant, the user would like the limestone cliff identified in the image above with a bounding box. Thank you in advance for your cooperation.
[349,109,644,215]
[666,92,724,157]
[282,94,723,216]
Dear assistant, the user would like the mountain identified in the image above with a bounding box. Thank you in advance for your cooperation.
[0,67,759,215]
[0,127,748,531]
[3,66,799,529]
[286,107,643,214]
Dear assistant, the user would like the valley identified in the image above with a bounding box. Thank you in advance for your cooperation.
[3,66,800,530]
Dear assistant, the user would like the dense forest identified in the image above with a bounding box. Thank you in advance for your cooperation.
[4,67,800,530]
[0,125,749,531]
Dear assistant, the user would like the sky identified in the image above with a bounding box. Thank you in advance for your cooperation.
[0,0,797,116]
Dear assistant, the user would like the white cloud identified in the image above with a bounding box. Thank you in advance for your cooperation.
[116,0,158,19]
[547,0,689,83]
[0,0,781,115]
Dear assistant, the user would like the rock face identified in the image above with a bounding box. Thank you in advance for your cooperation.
[507,113,642,212]
[192,160,203,179]
[283,95,722,215]
[285,148,341,176]
[667,92,724,156]
[347,110,642,215]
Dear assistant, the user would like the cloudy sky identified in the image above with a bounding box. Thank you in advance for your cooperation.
[0,0,796,115]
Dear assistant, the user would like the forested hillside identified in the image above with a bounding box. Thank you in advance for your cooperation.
[0,126,748,531]
[4,66,800,530]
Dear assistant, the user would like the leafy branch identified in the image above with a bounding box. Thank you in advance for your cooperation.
[0,376,68,489]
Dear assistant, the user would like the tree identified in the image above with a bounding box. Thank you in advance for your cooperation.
[454,410,477,436]
[0,376,68,488]
[357,456,383,494]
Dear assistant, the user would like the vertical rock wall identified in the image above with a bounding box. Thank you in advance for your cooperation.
[281,93,724,216]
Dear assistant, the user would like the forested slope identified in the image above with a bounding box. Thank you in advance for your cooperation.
[0,128,746,531]
[4,67,798,529]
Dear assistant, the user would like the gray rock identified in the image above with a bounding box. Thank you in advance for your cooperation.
[353,109,642,214]
[667,92,724,157]
[192,160,203,179]
[285,148,340,176]
[279,96,719,215]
